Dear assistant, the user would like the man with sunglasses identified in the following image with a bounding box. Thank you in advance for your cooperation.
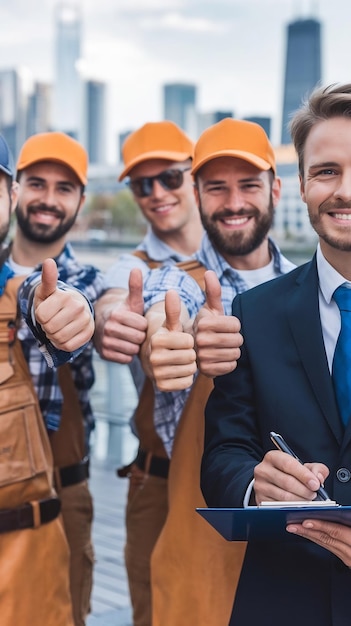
[94,120,203,626]
[140,118,295,626]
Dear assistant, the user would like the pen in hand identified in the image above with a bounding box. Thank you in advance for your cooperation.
[269,431,331,501]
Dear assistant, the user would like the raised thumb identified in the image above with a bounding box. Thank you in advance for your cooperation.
[204,270,224,314]
[127,268,144,315]
[164,290,183,332]
[37,258,58,301]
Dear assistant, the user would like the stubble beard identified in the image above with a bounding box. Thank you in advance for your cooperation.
[309,208,351,253]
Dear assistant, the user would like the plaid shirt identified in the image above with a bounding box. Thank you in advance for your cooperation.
[104,226,194,291]
[17,243,106,433]
[143,233,296,455]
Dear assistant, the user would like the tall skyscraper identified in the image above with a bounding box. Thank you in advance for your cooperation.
[163,83,197,138]
[83,79,106,164]
[53,2,82,138]
[27,82,52,137]
[281,17,322,144]
[0,69,27,159]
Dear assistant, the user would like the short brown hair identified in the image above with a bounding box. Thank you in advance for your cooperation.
[289,82,351,179]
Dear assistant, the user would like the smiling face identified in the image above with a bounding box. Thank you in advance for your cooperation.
[300,116,351,269]
[195,156,280,265]
[128,158,197,238]
[16,161,85,244]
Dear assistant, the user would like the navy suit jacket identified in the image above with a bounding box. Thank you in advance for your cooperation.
[201,256,351,626]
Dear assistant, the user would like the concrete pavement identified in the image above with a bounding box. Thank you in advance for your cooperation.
[87,459,133,626]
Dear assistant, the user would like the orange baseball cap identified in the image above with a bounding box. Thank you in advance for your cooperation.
[16,132,88,184]
[191,118,276,176]
[119,121,194,181]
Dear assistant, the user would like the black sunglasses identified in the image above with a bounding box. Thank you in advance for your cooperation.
[129,167,191,198]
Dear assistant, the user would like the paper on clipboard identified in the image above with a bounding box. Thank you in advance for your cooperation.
[259,500,338,508]
[196,504,351,542]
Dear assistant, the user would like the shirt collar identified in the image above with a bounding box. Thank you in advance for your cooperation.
[316,243,351,304]
[33,242,75,273]
[196,233,294,279]
[138,226,194,263]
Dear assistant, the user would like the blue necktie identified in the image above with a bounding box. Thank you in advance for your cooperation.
[332,285,351,426]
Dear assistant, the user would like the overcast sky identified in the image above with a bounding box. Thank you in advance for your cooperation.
[0,0,350,161]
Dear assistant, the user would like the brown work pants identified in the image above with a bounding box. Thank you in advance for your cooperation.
[59,480,94,626]
[124,471,168,626]
[0,515,73,625]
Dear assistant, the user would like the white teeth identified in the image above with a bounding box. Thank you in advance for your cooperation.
[154,205,172,213]
[334,213,351,220]
[223,217,249,225]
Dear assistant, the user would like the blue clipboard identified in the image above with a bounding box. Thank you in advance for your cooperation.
[196,505,351,542]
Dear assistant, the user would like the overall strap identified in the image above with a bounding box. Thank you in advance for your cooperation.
[132,250,162,269]
[0,276,31,385]
[175,259,206,291]
[49,364,86,468]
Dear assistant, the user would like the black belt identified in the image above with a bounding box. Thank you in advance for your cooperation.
[135,449,170,479]
[59,456,90,488]
[0,497,61,534]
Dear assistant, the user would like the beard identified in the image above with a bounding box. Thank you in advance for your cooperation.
[0,211,11,246]
[0,220,10,245]
[15,202,79,244]
[308,201,351,252]
[199,198,274,258]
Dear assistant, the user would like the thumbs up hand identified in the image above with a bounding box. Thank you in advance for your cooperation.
[94,268,148,363]
[34,258,95,352]
[147,290,197,392]
[194,270,243,377]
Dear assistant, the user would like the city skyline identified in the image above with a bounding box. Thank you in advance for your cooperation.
[281,17,321,144]
[1,0,351,162]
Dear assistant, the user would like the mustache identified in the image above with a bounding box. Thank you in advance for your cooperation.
[320,200,351,212]
[211,208,258,221]
[27,203,65,219]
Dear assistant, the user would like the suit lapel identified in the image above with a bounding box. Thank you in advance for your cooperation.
[286,257,343,445]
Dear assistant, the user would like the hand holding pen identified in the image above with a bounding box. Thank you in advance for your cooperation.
[270,432,331,501]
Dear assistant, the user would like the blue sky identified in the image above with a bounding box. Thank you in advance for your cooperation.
[0,0,350,157]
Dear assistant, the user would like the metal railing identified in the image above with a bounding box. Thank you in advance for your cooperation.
[90,353,139,466]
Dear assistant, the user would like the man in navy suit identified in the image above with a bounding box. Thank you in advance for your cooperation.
[201,82,351,625]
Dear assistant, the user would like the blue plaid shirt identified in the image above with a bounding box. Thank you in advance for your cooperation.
[103,227,198,434]
[17,243,106,433]
[143,233,296,455]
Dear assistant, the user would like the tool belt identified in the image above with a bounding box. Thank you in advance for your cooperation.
[117,449,170,482]
[0,497,61,534]
[54,456,90,490]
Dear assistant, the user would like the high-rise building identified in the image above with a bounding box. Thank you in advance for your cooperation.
[53,2,82,138]
[0,69,27,159]
[244,116,271,139]
[281,17,322,144]
[163,83,197,138]
[27,82,52,137]
[83,79,106,164]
